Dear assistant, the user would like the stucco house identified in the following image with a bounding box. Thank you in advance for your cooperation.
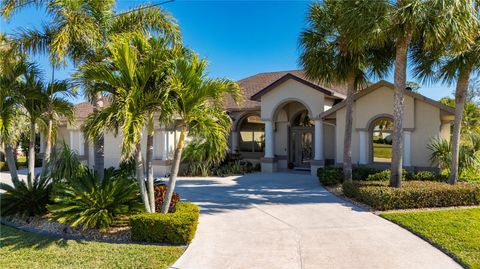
[51,70,454,176]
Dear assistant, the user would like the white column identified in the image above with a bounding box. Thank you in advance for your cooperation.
[264,120,274,158]
[403,131,411,167]
[359,130,367,164]
[161,130,169,160]
[231,131,239,153]
[314,119,323,160]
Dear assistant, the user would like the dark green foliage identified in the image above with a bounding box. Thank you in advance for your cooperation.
[343,181,480,210]
[0,174,52,217]
[411,171,447,182]
[118,158,136,178]
[48,143,87,182]
[352,167,382,181]
[183,160,258,177]
[0,161,7,171]
[317,167,343,186]
[48,169,143,230]
[365,169,412,181]
[130,202,200,244]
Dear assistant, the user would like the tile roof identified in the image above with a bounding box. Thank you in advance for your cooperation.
[224,70,347,111]
[72,70,349,117]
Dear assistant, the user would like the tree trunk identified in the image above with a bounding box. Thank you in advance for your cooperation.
[146,113,155,212]
[161,126,186,214]
[449,69,470,184]
[93,95,104,181]
[28,120,36,177]
[343,72,356,182]
[135,141,151,212]
[390,36,410,188]
[41,119,53,176]
[5,142,18,180]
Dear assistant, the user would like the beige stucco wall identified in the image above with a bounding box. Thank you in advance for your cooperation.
[355,86,414,129]
[333,87,451,168]
[260,79,325,120]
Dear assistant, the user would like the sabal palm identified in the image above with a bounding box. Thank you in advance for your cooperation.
[3,0,180,180]
[299,1,392,182]
[340,0,475,187]
[416,31,480,184]
[161,54,241,213]
[77,33,176,212]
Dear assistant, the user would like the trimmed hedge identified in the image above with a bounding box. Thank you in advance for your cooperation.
[343,181,480,210]
[130,202,200,245]
[317,167,343,186]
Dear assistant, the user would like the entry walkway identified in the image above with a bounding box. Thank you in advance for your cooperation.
[172,172,460,269]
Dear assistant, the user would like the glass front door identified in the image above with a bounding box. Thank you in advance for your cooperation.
[291,128,314,167]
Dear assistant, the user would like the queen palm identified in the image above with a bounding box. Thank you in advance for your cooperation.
[299,1,392,181]
[77,33,176,212]
[3,0,180,180]
[161,54,241,213]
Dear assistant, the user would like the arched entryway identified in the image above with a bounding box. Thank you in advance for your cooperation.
[290,110,314,168]
[369,117,393,163]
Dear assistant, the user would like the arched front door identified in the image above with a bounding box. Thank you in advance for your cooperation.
[290,110,314,168]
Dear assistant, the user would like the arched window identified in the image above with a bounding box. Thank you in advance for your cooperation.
[371,118,393,163]
[239,115,265,152]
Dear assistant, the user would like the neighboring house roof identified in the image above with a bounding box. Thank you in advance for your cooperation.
[73,101,95,119]
[225,70,347,111]
[320,80,455,119]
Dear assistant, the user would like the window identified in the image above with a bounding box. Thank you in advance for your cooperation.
[239,115,265,152]
[371,118,393,163]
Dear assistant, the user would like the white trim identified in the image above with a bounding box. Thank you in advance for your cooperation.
[359,130,367,164]
[264,120,274,158]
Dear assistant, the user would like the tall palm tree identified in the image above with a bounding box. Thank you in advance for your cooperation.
[40,80,75,176]
[161,54,241,213]
[299,1,392,182]
[415,31,480,184]
[77,33,176,213]
[341,0,475,187]
[3,0,180,181]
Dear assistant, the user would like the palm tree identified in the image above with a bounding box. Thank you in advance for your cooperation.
[40,80,75,176]
[341,0,475,187]
[299,1,392,182]
[3,0,180,181]
[161,54,241,213]
[415,32,480,184]
[77,33,177,213]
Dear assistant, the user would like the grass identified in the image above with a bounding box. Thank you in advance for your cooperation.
[381,208,480,269]
[0,225,185,269]
[373,143,392,159]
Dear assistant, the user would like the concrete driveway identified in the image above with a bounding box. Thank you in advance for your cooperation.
[171,172,460,269]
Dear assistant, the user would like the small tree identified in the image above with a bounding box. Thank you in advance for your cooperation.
[161,54,241,213]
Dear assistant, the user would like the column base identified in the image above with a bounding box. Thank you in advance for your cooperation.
[261,158,277,173]
[310,160,325,177]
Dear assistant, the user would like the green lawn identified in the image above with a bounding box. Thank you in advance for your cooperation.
[381,208,480,269]
[373,143,392,159]
[0,225,185,269]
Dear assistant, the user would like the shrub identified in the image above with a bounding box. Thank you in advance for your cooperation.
[48,143,86,183]
[48,169,143,230]
[0,174,52,217]
[154,184,180,213]
[343,180,480,210]
[0,161,7,171]
[411,171,446,182]
[352,167,382,180]
[366,169,411,181]
[317,167,343,186]
[130,202,200,244]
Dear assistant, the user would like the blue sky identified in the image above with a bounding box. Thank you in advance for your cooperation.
[1,0,455,103]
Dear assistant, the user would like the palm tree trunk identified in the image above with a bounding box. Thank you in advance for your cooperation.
[449,69,470,184]
[135,141,151,212]
[93,95,104,181]
[390,36,410,188]
[146,113,155,212]
[343,72,356,182]
[5,142,18,180]
[28,120,36,177]
[41,118,53,176]
[161,126,186,213]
